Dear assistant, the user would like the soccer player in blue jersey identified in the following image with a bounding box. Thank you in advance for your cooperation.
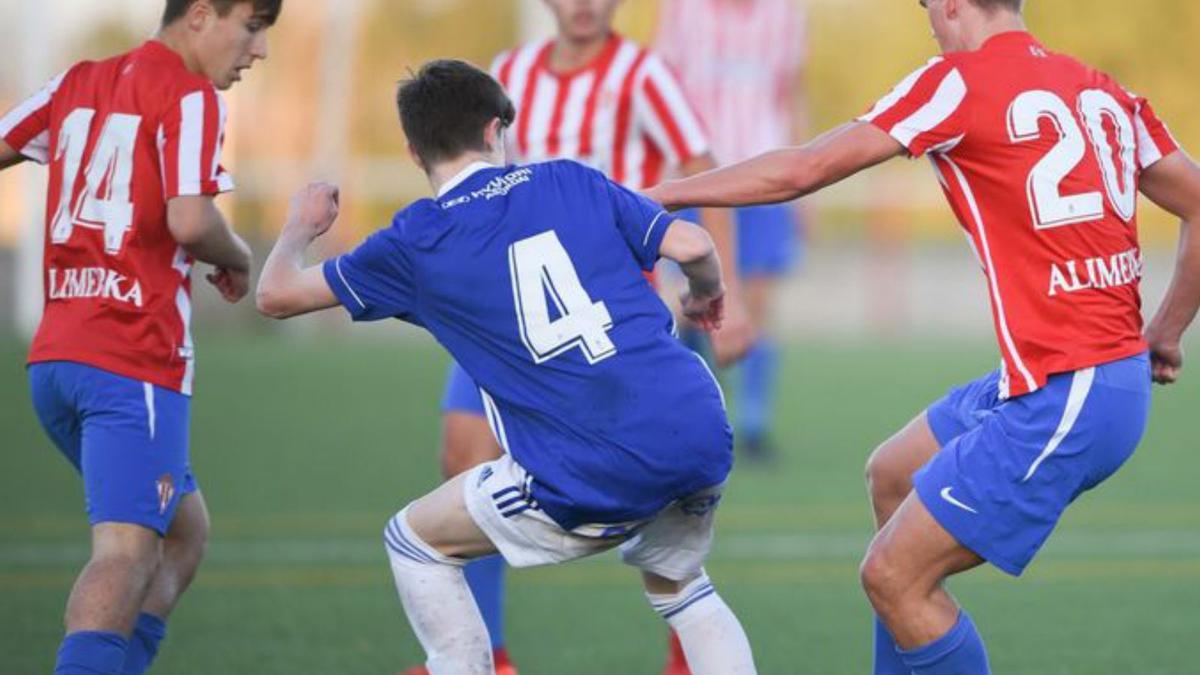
[255,60,757,674]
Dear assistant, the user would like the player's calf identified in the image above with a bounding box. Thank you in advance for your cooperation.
[384,506,492,675]
[641,570,755,675]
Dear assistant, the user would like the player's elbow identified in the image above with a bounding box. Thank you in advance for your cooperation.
[254,284,295,320]
[672,221,716,265]
[783,149,827,196]
[167,197,221,247]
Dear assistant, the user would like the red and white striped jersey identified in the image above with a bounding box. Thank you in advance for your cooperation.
[0,40,233,395]
[655,0,806,164]
[491,33,709,190]
[860,32,1179,398]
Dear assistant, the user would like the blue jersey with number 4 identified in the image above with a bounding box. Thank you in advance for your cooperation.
[323,161,731,529]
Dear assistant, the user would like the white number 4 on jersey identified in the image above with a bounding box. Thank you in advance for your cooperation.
[509,230,617,365]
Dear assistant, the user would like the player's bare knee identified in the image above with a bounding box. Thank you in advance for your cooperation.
[859,545,905,610]
[865,441,911,504]
[641,569,700,596]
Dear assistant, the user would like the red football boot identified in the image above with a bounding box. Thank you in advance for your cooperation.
[400,647,517,675]
[663,631,692,675]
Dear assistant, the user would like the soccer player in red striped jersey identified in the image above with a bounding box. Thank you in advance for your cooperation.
[0,2,281,673]
[656,0,811,462]
[648,1,1200,673]
[412,3,753,675]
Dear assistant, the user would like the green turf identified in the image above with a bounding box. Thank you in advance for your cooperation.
[1,332,1197,674]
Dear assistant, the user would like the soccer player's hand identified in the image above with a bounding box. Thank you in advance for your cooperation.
[286,182,340,240]
[206,267,250,303]
[1147,331,1184,385]
[709,292,756,367]
[682,289,725,332]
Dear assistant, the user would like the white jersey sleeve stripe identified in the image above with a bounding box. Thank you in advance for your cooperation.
[889,68,966,148]
[210,94,227,183]
[1134,107,1164,169]
[177,92,205,195]
[859,57,945,124]
[0,69,68,163]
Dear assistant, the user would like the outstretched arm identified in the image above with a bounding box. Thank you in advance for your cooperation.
[1139,151,1200,384]
[256,183,341,319]
[0,139,23,170]
[646,122,904,211]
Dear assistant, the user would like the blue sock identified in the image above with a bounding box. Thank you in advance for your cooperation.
[875,616,911,674]
[54,631,128,675]
[737,338,777,442]
[121,613,167,675]
[899,611,991,675]
[464,555,506,649]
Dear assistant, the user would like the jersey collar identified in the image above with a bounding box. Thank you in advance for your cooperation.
[138,40,189,70]
[979,31,1042,53]
[437,161,499,198]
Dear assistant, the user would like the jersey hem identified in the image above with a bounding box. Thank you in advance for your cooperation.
[26,354,190,396]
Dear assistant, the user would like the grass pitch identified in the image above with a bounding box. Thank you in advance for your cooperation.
[1,332,1197,674]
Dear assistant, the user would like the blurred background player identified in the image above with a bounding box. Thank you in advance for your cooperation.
[422,2,754,673]
[0,1,280,673]
[648,0,1200,672]
[256,58,757,675]
[655,0,810,461]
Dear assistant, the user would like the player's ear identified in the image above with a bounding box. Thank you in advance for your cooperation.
[944,0,961,19]
[186,0,216,31]
[482,118,505,152]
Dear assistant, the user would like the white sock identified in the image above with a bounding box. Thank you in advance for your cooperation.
[647,572,757,675]
[384,508,492,675]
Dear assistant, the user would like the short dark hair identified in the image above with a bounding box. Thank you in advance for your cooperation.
[397,60,516,169]
[968,0,1023,13]
[162,0,283,27]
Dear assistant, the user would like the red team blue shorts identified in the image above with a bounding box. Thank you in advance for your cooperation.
[919,352,1150,575]
[678,204,801,278]
[29,361,196,535]
[442,361,486,416]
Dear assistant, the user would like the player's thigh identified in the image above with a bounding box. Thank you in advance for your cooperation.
[441,413,503,477]
[440,362,502,477]
[865,413,940,495]
[77,366,192,536]
[621,486,723,582]
[406,471,497,559]
[164,490,210,556]
[862,491,984,597]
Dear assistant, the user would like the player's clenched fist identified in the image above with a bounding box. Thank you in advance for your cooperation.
[1145,327,1184,385]
[286,182,340,240]
[682,291,726,333]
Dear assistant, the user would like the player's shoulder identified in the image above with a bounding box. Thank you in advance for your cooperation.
[128,41,219,104]
[532,158,609,189]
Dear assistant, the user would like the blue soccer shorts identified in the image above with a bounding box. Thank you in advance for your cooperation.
[917,352,1150,576]
[441,360,486,415]
[678,204,801,278]
[29,361,196,535]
